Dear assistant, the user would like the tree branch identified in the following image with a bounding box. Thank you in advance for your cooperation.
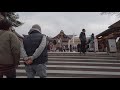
[101,12,120,17]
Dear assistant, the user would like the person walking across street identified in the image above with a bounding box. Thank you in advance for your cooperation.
[21,24,48,78]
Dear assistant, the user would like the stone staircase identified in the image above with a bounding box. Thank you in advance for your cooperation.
[16,52,120,78]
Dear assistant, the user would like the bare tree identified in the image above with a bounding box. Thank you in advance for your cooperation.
[101,12,120,17]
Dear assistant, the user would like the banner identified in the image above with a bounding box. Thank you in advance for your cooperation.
[108,39,117,52]
[94,39,99,52]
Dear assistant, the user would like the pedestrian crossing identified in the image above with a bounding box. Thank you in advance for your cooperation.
[16,52,120,78]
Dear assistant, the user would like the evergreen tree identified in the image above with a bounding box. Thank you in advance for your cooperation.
[0,12,23,27]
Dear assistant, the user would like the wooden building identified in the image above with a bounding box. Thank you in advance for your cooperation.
[47,30,82,52]
[96,20,120,52]
[51,30,72,49]
[70,36,80,46]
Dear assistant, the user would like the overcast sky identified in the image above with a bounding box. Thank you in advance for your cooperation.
[15,12,119,37]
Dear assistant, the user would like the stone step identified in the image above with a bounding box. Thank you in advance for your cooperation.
[15,76,89,78]
[17,53,119,78]
[21,56,117,60]
[47,63,120,67]
[20,60,120,64]
[38,58,120,63]
[19,63,120,67]
[18,65,120,69]
[19,61,120,67]
[48,58,119,61]
[17,65,120,72]
[16,69,120,78]
[48,52,108,55]
[48,61,120,64]
[21,58,120,62]
[48,54,115,56]
[49,58,120,62]
[48,56,117,59]
[48,52,116,56]
[16,73,120,78]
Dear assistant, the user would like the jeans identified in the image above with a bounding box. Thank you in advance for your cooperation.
[25,64,47,78]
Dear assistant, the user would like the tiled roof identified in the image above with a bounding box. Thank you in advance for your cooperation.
[67,35,73,39]
[96,20,120,38]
